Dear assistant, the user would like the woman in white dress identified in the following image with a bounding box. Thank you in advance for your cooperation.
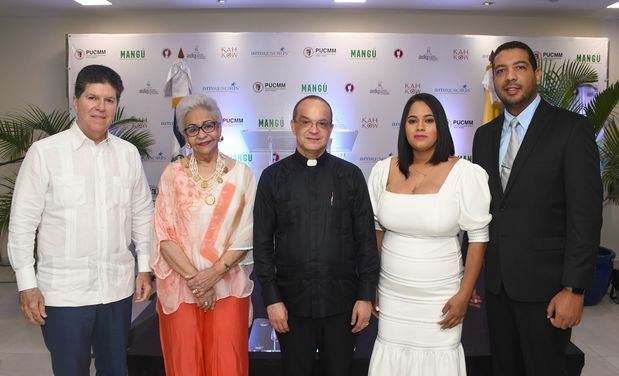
[368,93,491,375]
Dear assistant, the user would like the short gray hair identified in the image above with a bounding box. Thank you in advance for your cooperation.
[175,94,223,134]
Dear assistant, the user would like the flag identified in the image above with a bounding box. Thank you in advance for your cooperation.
[164,48,192,161]
[482,53,503,124]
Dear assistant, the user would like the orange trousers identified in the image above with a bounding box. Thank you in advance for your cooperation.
[158,297,249,376]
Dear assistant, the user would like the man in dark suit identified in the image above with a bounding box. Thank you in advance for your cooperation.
[473,41,602,375]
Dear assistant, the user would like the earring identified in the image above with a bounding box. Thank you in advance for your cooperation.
[219,136,224,142]
[185,142,191,149]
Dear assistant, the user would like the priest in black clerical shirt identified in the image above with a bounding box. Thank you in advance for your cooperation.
[253,95,379,376]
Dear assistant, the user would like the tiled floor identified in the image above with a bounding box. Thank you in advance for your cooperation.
[0,282,617,376]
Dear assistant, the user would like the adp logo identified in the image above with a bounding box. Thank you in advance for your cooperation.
[345,83,355,93]
[418,47,438,62]
[186,46,206,59]
[138,81,159,95]
[369,82,390,95]
[394,49,404,59]
[162,48,172,58]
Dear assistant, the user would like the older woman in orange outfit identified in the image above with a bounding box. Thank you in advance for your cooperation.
[151,94,255,375]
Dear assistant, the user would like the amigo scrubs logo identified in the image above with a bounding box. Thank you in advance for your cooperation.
[433,84,471,95]
[250,47,289,57]
[202,82,240,93]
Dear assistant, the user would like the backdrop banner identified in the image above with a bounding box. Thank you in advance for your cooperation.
[66,33,608,185]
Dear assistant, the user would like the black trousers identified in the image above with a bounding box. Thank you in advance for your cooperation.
[485,287,571,376]
[276,312,356,376]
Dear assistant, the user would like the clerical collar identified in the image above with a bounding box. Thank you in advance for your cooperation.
[292,149,329,167]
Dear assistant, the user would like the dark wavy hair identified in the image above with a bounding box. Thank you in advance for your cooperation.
[74,64,124,101]
[397,93,455,178]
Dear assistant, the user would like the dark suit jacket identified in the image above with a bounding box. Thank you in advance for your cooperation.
[472,98,602,302]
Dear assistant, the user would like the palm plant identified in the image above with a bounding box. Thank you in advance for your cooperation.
[539,58,619,204]
[0,106,154,260]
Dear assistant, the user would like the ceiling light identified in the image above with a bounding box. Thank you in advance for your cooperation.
[608,1,619,8]
[73,0,112,5]
[217,0,225,3]
[482,1,494,5]
[334,0,367,3]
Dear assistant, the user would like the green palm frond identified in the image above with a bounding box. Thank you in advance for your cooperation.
[585,81,619,136]
[0,118,32,163]
[600,118,619,204]
[5,106,73,139]
[0,176,16,234]
[539,58,598,113]
[108,109,154,158]
[109,125,155,159]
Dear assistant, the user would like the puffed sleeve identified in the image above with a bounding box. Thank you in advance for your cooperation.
[457,161,492,242]
[368,158,391,231]
[228,164,257,260]
[150,163,179,279]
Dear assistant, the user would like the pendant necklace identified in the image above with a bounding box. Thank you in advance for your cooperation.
[188,152,228,205]
[409,164,435,193]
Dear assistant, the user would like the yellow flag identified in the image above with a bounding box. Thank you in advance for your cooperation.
[482,62,503,124]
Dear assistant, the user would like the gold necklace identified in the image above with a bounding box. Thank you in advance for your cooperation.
[409,164,435,193]
[188,152,227,205]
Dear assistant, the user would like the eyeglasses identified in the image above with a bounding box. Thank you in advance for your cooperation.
[294,118,332,130]
[183,121,219,137]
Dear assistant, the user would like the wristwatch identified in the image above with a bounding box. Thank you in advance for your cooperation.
[565,286,585,295]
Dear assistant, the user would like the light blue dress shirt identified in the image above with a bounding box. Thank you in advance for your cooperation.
[498,94,541,170]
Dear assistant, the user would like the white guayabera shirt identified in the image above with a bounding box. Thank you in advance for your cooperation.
[7,123,153,306]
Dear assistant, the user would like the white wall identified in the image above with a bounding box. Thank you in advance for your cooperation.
[0,9,618,255]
